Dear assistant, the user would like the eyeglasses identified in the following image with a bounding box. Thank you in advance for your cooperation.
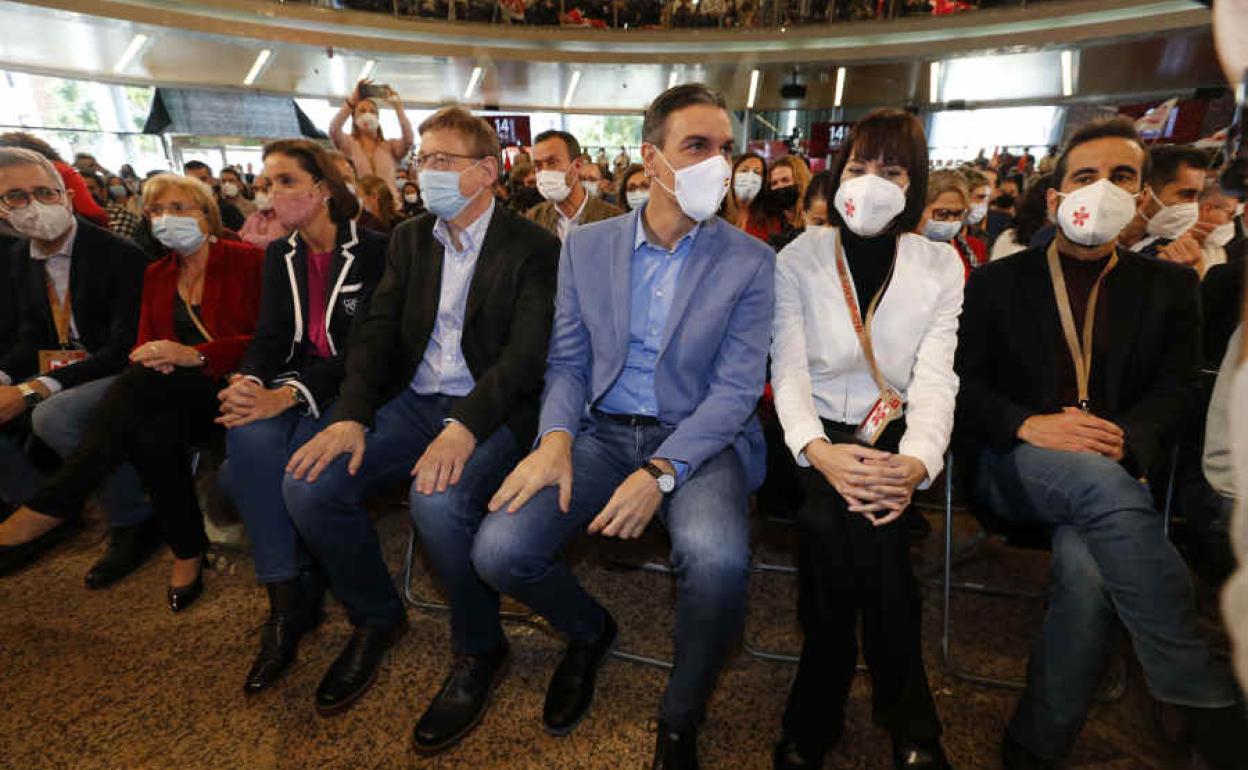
[413,151,483,172]
[1,187,63,210]
[930,208,967,222]
[144,202,204,217]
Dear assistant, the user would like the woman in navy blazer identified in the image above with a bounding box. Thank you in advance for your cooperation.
[216,139,387,696]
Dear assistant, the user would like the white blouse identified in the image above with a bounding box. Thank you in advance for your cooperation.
[771,227,964,487]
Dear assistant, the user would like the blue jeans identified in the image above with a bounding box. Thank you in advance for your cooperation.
[471,416,752,731]
[409,418,522,657]
[974,444,1239,760]
[282,390,515,629]
[223,408,334,583]
[0,376,152,527]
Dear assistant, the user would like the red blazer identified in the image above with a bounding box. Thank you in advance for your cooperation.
[54,161,109,228]
[136,238,265,379]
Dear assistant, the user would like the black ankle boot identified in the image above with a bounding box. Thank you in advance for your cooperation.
[243,579,316,694]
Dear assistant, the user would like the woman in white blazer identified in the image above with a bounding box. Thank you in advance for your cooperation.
[770,110,963,770]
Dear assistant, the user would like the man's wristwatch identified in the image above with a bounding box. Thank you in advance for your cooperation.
[643,461,676,494]
[16,382,43,409]
[284,382,308,409]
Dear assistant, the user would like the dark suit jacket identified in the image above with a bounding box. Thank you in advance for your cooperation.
[1202,245,1246,368]
[333,204,560,447]
[954,244,1200,478]
[237,220,387,417]
[0,231,19,358]
[1,218,146,389]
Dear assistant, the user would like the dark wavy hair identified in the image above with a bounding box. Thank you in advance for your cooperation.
[262,138,360,224]
[826,109,929,238]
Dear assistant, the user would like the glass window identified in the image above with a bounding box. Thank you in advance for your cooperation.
[938,51,1064,103]
[927,106,1063,165]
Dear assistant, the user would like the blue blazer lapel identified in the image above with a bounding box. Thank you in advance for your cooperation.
[658,217,719,356]
[610,210,636,354]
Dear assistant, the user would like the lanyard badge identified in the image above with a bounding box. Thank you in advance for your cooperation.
[833,233,905,446]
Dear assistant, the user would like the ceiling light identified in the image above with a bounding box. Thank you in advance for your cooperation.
[746,69,761,110]
[464,66,484,101]
[113,33,149,74]
[668,71,678,90]
[359,59,376,82]
[929,61,941,104]
[563,70,582,109]
[1060,50,1074,97]
[833,66,846,108]
[243,49,272,86]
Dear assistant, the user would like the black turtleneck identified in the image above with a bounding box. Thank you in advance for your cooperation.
[839,226,898,317]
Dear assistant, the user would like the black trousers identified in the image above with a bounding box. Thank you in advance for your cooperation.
[28,364,219,559]
[781,418,941,759]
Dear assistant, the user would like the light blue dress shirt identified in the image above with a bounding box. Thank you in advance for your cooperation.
[410,199,495,397]
[597,209,699,482]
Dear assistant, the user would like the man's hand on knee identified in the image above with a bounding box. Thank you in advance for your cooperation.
[411,421,477,496]
[287,420,367,483]
[588,470,662,539]
[1018,409,1125,459]
[489,431,573,514]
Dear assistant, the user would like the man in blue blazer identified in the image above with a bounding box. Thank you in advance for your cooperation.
[480,84,775,770]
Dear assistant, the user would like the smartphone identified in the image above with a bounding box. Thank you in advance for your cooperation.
[359,83,392,101]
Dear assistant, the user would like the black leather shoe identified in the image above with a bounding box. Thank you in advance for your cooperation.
[167,570,204,613]
[543,609,617,736]
[652,721,699,770]
[315,619,407,716]
[1002,731,1055,770]
[0,518,82,577]
[412,644,511,755]
[84,522,159,589]
[773,740,821,770]
[243,579,325,695]
[893,739,952,769]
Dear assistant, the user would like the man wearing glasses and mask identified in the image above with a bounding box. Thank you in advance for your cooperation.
[0,147,148,579]
[282,108,560,732]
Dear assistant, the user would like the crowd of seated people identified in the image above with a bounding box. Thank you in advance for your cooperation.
[317,0,1044,28]
[1,79,1247,770]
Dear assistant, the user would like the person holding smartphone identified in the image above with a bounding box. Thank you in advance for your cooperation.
[329,80,414,205]
[769,109,962,770]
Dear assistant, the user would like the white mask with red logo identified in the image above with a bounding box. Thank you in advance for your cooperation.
[1055,179,1138,247]
[834,173,907,237]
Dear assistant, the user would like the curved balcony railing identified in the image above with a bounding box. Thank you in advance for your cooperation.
[282,0,1060,32]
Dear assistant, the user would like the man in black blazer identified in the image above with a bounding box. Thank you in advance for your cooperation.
[0,147,151,580]
[955,119,1245,770]
[282,108,559,731]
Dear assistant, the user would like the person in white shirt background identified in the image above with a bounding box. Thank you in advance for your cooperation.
[770,108,962,770]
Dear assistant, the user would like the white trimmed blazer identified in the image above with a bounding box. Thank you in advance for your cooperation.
[770,226,964,487]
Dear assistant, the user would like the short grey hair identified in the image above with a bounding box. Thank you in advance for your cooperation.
[0,147,64,191]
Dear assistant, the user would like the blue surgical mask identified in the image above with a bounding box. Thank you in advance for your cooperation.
[152,215,207,255]
[923,219,963,243]
[108,184,128,199]
[418,169,474,221]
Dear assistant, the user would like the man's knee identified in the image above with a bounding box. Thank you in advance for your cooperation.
[470,497,558,591]
[30,397,81,452]
[281,468,353,526]
[408,482,469,531]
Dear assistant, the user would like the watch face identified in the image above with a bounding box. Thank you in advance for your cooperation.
[658,475,676,494]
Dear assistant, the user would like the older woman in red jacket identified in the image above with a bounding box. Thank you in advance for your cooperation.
[0,174,263,611]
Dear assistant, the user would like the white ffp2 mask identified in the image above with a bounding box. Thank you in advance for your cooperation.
[536,170,572,203]
[1055,179,1138,247]
[654,152,731,223]
[834,174,907,237]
